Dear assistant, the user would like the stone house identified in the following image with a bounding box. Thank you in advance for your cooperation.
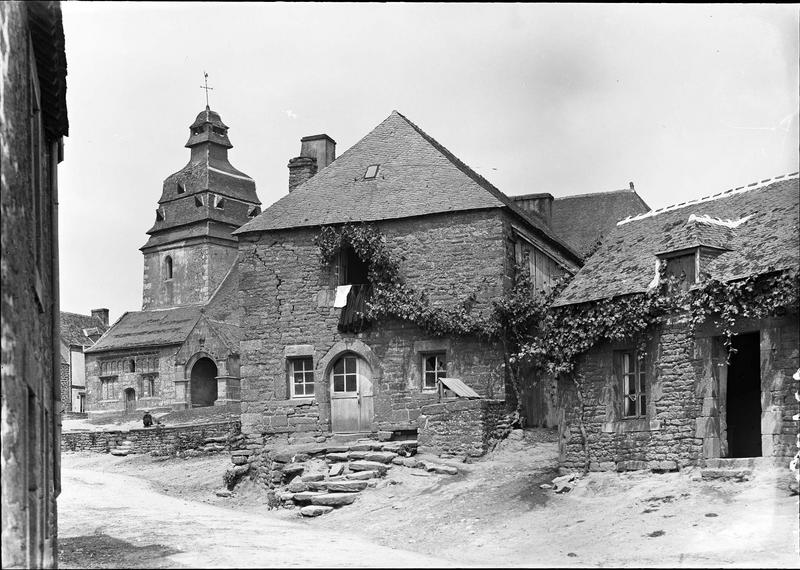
[1,1,69,567]
[83,106,258,420]
[554,173,800,472]
[232,110,585,450]
[59,309,109,414]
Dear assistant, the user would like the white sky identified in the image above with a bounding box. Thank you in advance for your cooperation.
[58,2,799,322]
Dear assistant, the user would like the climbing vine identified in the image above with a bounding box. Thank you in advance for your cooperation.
[315,223,800,472]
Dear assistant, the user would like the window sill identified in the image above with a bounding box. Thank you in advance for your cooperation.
[602,418,662,433]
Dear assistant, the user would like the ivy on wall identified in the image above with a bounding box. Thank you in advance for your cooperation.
[315,223,800,469]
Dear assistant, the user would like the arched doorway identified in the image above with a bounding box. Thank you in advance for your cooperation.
[190,357,218,407]
[329,353,373,433]
[124,388,136,413]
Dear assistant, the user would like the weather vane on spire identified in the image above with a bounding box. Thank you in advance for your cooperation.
[200,71,214,109]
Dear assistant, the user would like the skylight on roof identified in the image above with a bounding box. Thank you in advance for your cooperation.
[364,165,379,180]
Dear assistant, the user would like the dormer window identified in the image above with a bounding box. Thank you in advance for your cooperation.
[212,195,225,209]
[155,208,165,222]
[177,182,185,194]
[248,205,261,218]
[195,195,205,207]
[192,127,203,135]
[660,249,697,290]
[364,165,379,180]
[212,126,226,136]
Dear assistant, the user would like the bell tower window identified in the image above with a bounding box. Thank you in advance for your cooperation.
[164,256,173,280]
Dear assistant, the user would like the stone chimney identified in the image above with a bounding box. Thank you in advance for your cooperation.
[288,134,336,192]
[91,308,109,326]
[512,193,554,226]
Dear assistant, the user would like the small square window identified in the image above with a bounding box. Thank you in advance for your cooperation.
[422,352,446,390]
[364,165,379,179]
[288,357,314,398]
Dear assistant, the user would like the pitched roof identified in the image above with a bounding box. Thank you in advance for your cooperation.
[234,111,581,262]
[27,1,68,139]
[554,174,800,307]
[60,312,109,348]
[549,189,650,257]
[85,306,203,353]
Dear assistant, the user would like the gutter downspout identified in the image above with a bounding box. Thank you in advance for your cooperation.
[51,138,62,498]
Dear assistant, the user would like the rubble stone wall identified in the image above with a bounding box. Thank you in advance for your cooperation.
[61,420,241,455]
[236,210,511,441]
[558,315,799,472]
[418,398,507,457]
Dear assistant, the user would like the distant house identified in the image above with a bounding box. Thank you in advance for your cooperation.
[554,174,799,472]
[59,309,110,414]
[1,1,69,567]
[83,106,255,419]
[232,110,584,444]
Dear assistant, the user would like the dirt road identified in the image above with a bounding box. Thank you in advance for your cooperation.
[58,465,453,568]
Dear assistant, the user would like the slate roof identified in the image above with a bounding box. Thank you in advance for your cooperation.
[234,111,581,263]
[27,1,68,139]
[60,312,108,348]
[549,189,650,257]
[554,174,800,307]
[85,306,203,353]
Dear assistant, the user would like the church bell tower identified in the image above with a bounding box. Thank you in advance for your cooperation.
[140,105,260,310]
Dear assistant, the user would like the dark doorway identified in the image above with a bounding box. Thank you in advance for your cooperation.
[190,357,218,407]
[726,332,761,458]
[124,388,136,413]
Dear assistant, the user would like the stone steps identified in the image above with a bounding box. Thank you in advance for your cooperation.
[701,458,756,481]
[232,437,461,517]
[109,440,134,456]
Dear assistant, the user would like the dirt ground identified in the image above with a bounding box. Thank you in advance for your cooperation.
[59,430,800,568]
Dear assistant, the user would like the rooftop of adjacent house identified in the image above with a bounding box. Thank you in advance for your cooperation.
[234,111,581,263]
[60,312,110,349]
[85,306,204,353]
[550,188,650,257]
[554,173,800,307]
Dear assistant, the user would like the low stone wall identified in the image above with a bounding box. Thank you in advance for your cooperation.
[417,398,507,458]
[87,402,240,425]
[61,420,241,455]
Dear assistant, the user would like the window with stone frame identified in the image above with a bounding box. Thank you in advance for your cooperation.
[616,350,646,418]
[422,352,447,391]
[100,376,118,401]
[288,357,314,398]
[138,374,158,398]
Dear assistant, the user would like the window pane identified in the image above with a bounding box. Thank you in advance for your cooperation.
[425,356,436,373]
[640,395,646,416]
[305,382,315,396]
[622,353,631,375]
[333,359,344,375]
[425,372,436,388]
[624,397,636,417]
[345,357,356,374]
[346,375,357,392]
[333,376,344,392]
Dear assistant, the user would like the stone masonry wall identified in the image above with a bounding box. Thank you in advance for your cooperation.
[558,314,799,472]
[61,420,241,455]
[237,209,510,442]
[60,362,71,412]
[418,399,507,458]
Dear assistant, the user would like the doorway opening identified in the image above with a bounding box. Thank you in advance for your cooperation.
[190,357,218,407]
[124,388,136,413]
[726,332,761,458]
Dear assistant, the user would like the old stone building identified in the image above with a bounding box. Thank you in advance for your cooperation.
[83,106,258,419]
[554,173,800,472]
[1,1,69,567]
[59,309,109,414]
[231,110,586,449]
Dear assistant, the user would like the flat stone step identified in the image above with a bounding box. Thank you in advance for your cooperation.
[363,451,398,464]
[300,505,334,517]
[109,449,129,456]
[310,493,357,507]
[326,452,350,462]
[349,460,389,474]
[701,468,752,481]
[346,470,378,480]
[292,491,326,503]
[703,458,757,470]
[323,480,368,493]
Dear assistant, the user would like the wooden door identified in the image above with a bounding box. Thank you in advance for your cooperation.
[330,355,372,433]
[124,388,136,413]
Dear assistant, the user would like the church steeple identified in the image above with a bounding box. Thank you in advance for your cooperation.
[140,106,260,310]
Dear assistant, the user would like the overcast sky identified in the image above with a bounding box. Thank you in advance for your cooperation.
[58,3,799,321]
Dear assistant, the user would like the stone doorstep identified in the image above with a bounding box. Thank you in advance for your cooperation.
[702,458,757,470]
[701,468,752,481]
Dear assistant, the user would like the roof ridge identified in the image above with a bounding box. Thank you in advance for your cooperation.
[555,188,638,200]
[617,172,799,226]
[394,111,582,262]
